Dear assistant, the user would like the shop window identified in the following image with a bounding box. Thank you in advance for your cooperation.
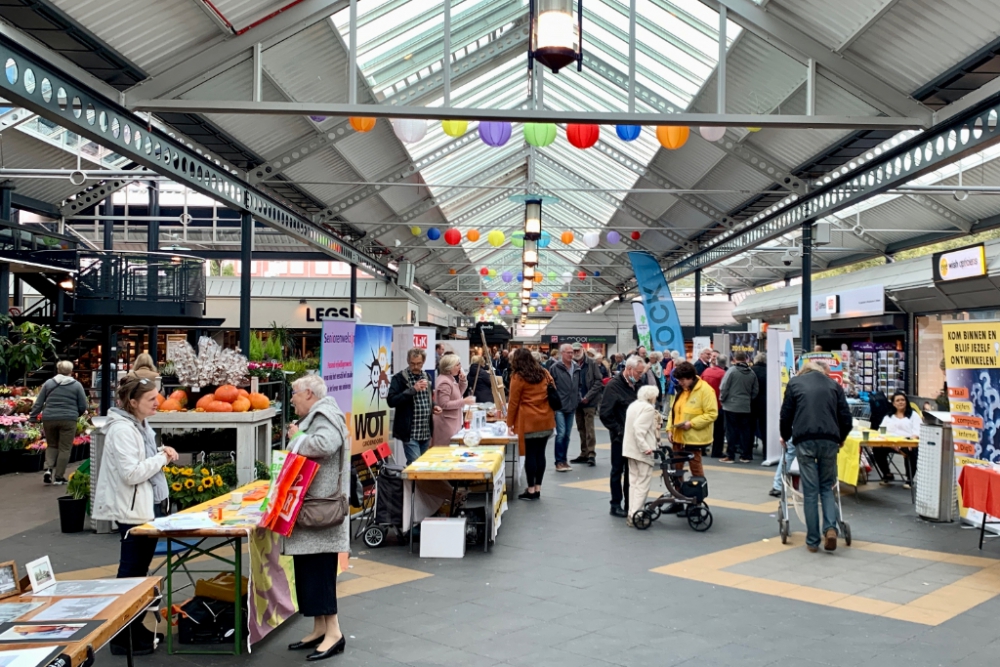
[314,263,329,275]
[290,261,305,275]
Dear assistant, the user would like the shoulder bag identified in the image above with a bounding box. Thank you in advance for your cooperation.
[295,415,350,530]
[546,371,562,411]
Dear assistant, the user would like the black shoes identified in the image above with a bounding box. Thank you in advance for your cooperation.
[588,458,596,467]
[290,636,325,651]
[610,506,627,517]
[43,469,52,485]
[307,636,346,661]
[517,490,540,501]
[570,456,589,464]
[769,489,782,498]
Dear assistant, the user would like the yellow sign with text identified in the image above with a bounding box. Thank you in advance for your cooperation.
[951,401,973,414]
[943,321,1000,369]
[954,428,981,442]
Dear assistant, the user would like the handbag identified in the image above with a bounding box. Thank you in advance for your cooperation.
[546,379,562,411]
[295,415,351,530]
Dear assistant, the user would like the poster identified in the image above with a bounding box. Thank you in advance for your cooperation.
[320,320,356,414]
[692,336,712,358]
[0,606,42,625]
[632,301,652,350]
[351,324,393,455]
[942,321,1000,463]
[31,598,115,622]
[248,528,297,645]
[799,351,844,386]
[765,329,794,464]
[729,332,758,359]
[391,326,435,374]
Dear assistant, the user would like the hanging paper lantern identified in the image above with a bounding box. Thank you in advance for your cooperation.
[502,298,509,305]
[523,122,557,147]
[488,269,497,278]
[512,306,520,315]
[466,229,480,242]
[444,228,462,245]
[511,231,524,248]
[577,271,587,280]
[547,270,557,282]
[488,230,505,247]
[501,271,513,283]
[427,227,441,241]
[606,230,621,244]
[349,117,376,132]
[441,120,468,137]
[479,121,512,147]
[594,271,601,277]
[310,115,328,123]
[533,273,543,283]
[562,271,573,284]
[656,125,690,150]
[480,267,489,276]
[560,230,575,245]
[448,268,457,275]
[538,230,551,248]
[410,225,421,236]
[516,272,523,282]
[567,123,600,149]
[631,231,641,241]
[616,125,641,141]
[746,126,762,133]
[393,118,427,143]
[545,306,553,312]
[583,231,601,248]
[699,126,726,142]
[493,298,501,305]
[529,306,536,313]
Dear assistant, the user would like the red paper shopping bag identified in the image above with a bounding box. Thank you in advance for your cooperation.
[258,452,306,530]
[270,459,320,537]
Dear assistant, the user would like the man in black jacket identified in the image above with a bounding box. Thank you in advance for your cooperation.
[387,348,442,464]
[779,361,853,553]
[571,343,604,467]
[599,355,646,517]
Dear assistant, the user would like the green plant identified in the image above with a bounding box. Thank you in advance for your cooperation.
[164,464,231,510]
[67,470,90,501]
[269,322,291,359]
[248,332,265,362]
[0,316,58,384]
[213,460,269,489]
[281,358,318,381]
[263,333,283,362]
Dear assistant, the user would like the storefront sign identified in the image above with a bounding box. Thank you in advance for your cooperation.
[305,304,361,322]
[351,324,393,454]
[548,335,617,344]
[809,285,884,321]
[934,244,987,283]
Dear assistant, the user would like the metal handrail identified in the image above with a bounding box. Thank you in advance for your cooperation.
[75,250,206,305]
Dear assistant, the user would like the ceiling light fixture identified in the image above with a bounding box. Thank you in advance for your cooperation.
[529,0,583,74]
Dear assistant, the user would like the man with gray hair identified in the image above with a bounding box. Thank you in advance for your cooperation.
[387,348,442,464]
[30,360,89,485]
[600,355,647,517]
[550,343,581,471]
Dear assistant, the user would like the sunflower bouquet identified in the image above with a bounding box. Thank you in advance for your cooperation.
[163,464,231,510]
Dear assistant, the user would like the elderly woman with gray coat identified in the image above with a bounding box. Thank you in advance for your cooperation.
[286,374,351,661]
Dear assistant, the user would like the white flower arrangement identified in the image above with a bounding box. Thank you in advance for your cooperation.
[171,337,249,389]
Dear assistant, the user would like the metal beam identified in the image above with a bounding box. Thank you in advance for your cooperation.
[59,178,133,217]
[697,0,931,122]
[904,194,975,233]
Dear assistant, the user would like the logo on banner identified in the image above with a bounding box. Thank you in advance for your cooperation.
[363,345,391,405]
[628,251,684,351]
[413,334,428,349]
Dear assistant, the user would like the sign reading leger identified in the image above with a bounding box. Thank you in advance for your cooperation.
[942,320,1000,463]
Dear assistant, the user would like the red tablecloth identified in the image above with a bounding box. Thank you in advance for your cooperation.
[958,465,1000,518]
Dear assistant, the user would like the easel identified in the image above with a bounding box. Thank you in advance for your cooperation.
[479,329,508,418]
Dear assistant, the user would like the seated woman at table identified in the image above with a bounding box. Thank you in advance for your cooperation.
[93,374,179,656]
[465,354,496,404]
[506,348,555,501]
[285,374,351,660]
[872,391,922,488]
[431,353,475,447]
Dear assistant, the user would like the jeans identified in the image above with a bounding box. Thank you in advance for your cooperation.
[554,410,574,464]
[725,411,754,460]
[575,405,597,460]
[403,438,431,465]
[795,439,840,547]
[609,428,630,512]
[524,435,549,486]
[772,440,797,491]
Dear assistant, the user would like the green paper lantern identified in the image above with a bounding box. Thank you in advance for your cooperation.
[523,122,557,147]
[547,271,557,282]
[511,231,524,248]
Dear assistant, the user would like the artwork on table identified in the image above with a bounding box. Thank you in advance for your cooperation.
[0,605,43,625]
[30,580,142,598]
[0,621,101,643]
[31,598,116,622]
[0,646,65,667]
[0,564,18,601]
[23,560,53,595]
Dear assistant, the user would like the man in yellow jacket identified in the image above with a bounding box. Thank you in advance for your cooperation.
[666,361,719,479]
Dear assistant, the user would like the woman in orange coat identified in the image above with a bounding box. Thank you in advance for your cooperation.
[506,348,556,501]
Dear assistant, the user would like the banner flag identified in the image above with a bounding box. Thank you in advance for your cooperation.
[631,301,651,349]
[628,251,684,353]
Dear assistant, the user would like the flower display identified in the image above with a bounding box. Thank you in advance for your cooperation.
[171,337,249,390]
[163,463,231,510]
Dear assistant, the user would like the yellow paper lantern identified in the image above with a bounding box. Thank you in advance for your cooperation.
[349,117,376,132]
[560,230,574,245]
[466,229,480,242]
[488,269,497,278]
[410,225,421,236]
[441,120,469,137]
[656,125,690,150]
[487,230,505,247]
[746,127,762,133]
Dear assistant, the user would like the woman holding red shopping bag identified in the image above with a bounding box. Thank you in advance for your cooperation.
[285,374,351,661]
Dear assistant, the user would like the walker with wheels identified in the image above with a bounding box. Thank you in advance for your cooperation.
[631,444,713,532]
[777,455,851,546]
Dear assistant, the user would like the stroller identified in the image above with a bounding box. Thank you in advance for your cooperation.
[777,455,851,546]
[351,443,405,548]
[632,444,713,532]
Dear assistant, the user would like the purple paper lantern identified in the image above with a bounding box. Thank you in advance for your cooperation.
[607,230,621,244]
[501,271,513,283]
[479,121,512,147]
[309,115,328,123]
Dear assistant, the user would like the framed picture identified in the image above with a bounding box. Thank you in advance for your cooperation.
[0,645,65,667]
[0,621,101,644]
[0,563,18,601]
[23,560,53,595]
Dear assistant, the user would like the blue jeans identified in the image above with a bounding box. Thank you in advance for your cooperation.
[795,439,840,548]
[554,410,574,464]
[403,438,431,465]
[773,440,797,491]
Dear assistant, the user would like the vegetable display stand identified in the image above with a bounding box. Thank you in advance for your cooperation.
[147,409,276,486]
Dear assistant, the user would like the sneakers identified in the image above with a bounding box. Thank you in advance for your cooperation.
[768,488,782,498]
[53,477,68,486]
[555,462,572,472]
[824,528,838,552]
[720,457,736,464]
[43,469,52,485]
[517,490,539,501]
[570,456,589,464]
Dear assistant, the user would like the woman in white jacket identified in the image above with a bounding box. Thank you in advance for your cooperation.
[92,375,178,655]
[623,385,662,527]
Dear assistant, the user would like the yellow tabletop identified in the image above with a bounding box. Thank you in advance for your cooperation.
[838,431,919,486]
[402,445,505,481]
[131,480,269,538]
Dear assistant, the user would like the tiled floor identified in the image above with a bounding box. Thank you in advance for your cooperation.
[4,426,1000,666]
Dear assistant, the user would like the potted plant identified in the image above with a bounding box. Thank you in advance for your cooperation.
[0,315,58,385]
[59,460,90,533]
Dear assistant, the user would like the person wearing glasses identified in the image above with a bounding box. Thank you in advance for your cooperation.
[92,375,179,656]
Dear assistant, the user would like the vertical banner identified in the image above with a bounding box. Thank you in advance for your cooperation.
[632,301,652,349]
[445,339,471,374]
[415,327,437,372]
[628,251,684,353]
[765,329,794,464]
[351,324,393,454]
[729,333,759,359]
[320,320,356,414]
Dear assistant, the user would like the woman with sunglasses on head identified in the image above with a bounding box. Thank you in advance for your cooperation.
[92,374,179,656]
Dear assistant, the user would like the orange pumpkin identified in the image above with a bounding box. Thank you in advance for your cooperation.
[155,393,165,407]
[232,397,251,413]
[159,398,183,412]
[195,393,216,410]
[168,390,188,407]
[249,392,270,410]
[214,385,239,404]
[238,389,250,399]
[206,401,234,413]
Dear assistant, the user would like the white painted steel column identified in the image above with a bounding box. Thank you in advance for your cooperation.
[349,0,358,105]
[717,6,727,114]
[627,0,637,113]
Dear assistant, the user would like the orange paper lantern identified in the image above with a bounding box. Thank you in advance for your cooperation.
[656,125,690,150]
[466,229,480,242]
[560,231,575,244]
[349,117,376,132]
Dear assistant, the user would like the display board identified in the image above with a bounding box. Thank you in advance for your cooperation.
[729,332,759,359]
[350,324,393,455]
[391,326,436,374]
[632,301,652,350]
[765,329,795,464]
[798,351,844,386]
[840,342,905,398]
[320,320,356,414]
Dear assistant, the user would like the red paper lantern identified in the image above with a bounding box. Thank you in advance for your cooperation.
[577,271,587,280]
[444,228,462,245]
[631,231,641,240]
[566,123,599,149]
[480,267,489,276]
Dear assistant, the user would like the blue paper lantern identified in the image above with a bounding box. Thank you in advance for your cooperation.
[427,227,441,241]
[516,272,523,282]
[493,298,501,305]
[531,292,539,298]
[594,271,601,277]
[479,121,512,147]
[538,230,551,248]
[616,125,641,141]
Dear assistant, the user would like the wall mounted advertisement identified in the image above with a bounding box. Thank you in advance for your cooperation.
[934,243,986,283]
[809,284,884,321]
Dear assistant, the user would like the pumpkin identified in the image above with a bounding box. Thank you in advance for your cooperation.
[169,390,188,407]
[195,393,216,410]
[214,385,239,404]
[238,389,250,399]
[159,398,183,412]
[249,393,270,410]
[155,393,165,407]
[206,401,234,413]
[232,397,251,413]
